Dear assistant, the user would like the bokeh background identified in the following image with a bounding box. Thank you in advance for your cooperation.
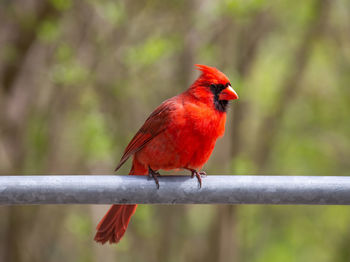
[1,0,350,261]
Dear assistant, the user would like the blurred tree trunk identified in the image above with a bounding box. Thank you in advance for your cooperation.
[1,2,58,95]
[254,0,332,170]
[335,226,350,262]
[209,11,274,262]
[230,11,274,160]
[157,1,199,261]
[0,2,63,260]
[207,206,237,262]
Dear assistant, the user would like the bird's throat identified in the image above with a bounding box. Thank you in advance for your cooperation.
[209,84,229,112]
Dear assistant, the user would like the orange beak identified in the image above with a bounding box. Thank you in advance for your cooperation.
[219,85,238,100]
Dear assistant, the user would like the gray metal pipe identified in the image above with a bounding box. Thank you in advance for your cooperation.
[0,175,350,205]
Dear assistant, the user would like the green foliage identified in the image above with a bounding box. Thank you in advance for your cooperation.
[50,0,72,11]
[25,113,49,170]
[232,155,256,174]
[238,205,350,262]
[65,211,94,262]
[52,61,90,86]
[124,36,180,66]
[221,0,267,18]
[37,19,61,43]
[66,213,92,241]
[133,205,156,238]
[102,2,125,25]
[55,43,74,62]
[74,90,113,162]
[248,43,288,111]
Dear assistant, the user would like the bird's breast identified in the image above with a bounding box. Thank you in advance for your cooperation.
[165,103,227,166]
[136,98,227,171]
[183,101,227,139]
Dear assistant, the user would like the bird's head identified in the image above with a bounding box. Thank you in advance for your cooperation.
[189,64,238,112]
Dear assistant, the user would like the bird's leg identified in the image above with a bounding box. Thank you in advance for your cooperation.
[186,168,206,188]
[148,166,161,189]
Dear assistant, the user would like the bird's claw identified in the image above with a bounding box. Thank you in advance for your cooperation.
[189,169,206,188]
[148,167,160,189]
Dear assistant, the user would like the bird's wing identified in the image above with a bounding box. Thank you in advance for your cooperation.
[115,99,176,171]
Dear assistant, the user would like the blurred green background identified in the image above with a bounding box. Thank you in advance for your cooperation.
[1,0,350,261]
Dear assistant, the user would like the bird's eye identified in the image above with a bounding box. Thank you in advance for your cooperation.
[210,84,225,93]
[217,84,225,91]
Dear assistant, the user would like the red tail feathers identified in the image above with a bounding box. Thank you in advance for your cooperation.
[94,159,147,244]
[94,204,137,244]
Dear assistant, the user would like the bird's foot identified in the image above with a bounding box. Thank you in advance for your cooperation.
[188,169,206,188]
[148,167,161,189]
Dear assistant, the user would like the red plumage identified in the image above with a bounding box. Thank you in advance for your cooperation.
[94,64,238,244]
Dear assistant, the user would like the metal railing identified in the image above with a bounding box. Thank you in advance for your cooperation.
[1,175,350,205]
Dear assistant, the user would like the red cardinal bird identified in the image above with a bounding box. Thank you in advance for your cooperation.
[94,64,238,244]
